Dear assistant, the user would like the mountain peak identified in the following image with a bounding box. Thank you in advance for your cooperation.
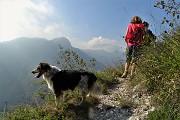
[51,37,71,48]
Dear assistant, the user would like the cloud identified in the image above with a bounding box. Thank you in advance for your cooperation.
[0,0,64,41]
[69,36,123,52]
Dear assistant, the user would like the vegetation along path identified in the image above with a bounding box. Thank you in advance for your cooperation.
[90,78,155,120]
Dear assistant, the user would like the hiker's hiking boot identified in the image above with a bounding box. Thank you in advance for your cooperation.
[121,71,128,78]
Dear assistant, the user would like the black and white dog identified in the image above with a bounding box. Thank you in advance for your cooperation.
[32,62,97,105]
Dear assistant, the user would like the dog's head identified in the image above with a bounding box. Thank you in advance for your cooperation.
[32,62,51,78]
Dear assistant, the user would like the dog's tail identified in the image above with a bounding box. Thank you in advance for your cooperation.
[87,73,96,89]
[87,73,102,95]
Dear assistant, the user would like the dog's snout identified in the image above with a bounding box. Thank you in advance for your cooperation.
[32,70,37,74]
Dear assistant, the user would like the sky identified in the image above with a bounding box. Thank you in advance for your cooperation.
[0,0,170,52]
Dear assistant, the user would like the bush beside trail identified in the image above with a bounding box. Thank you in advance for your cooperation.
[135,26,180,120]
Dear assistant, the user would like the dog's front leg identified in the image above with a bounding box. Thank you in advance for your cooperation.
[55,91,62,107]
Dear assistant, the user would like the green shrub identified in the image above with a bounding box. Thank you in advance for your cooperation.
[57,45,96,70]
[136,26,180,119]
[5,105,63,120]
[5,94,98,120]
[146,105,180,120]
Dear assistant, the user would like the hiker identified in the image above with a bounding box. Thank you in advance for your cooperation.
[143,21,156,46]
[121,16,145,79]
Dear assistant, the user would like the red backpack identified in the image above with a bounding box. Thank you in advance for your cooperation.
[125,23,144,46]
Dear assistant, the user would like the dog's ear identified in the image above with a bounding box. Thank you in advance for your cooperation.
[42,60,47,63]
[40,62,50,70]
[41,60,50,66]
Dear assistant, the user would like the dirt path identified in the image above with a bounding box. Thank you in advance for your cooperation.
[90,78,155,120]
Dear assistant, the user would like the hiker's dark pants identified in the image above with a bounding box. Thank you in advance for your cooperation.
[126,45,141,64]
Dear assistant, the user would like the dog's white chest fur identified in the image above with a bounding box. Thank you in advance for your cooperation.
[43,65,60,92]
[44,76,54,91]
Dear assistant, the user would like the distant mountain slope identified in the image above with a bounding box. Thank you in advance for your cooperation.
[0,37,105,110]
[83,49,125,66]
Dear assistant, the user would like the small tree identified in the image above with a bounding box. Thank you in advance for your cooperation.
[154,0,180,27]
[57,45,96,71]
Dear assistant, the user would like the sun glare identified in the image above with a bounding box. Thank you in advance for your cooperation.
[0,1,29,41]
[0,0,51,41]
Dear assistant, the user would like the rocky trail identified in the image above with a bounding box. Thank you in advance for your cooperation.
[90,78,155,120]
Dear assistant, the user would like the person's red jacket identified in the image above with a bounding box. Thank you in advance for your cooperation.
[125,23,144,46]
